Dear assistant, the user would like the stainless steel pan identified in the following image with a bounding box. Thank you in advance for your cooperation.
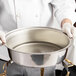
[5,27,72,68]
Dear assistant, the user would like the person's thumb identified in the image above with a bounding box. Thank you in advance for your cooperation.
[62,23,73,38]
[65,27,73,38]
[0,31,6,44]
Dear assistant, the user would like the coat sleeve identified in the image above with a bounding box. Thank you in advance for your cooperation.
[51,0,76,25]
[0,0,4,31]
[0,0,17,32]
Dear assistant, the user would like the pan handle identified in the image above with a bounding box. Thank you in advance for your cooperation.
[63,59,74,76]
[64,59,74,67]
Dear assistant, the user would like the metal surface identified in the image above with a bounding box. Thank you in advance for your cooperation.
[5,27,72,68]
[41,68,44,76]
[63,59,74,76]
[0,62,7,76]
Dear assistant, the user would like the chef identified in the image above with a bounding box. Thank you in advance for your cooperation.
[0,0,76,76]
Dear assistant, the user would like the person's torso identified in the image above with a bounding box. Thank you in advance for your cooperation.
[0,0,60,61]
[8,0,54,28]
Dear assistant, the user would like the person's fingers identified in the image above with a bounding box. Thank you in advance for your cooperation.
[63,27,73,38]
[0,36,6,45]
[0,31,6,45]
[67,32,73,38]
[62,23,73,38]
[65,27,73,38]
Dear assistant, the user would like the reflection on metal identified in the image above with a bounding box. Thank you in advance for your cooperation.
[31,55,44,65]
[66,71,70,76]
[0,72,6,76]
[0,60,11,76]
[41,68,44,76]
[0,63,7,76]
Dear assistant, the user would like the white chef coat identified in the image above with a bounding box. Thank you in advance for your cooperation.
[0,0,76,62]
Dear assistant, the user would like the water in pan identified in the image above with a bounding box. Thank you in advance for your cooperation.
[13,42,62,53]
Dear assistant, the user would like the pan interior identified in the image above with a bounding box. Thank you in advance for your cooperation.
[6,28,70,54]
[13,42,62,53]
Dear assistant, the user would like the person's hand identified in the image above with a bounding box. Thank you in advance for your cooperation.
[61,23,74,38]
[0,31,6,45]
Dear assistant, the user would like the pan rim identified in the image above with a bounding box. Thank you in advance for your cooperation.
[5,27,73,55]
